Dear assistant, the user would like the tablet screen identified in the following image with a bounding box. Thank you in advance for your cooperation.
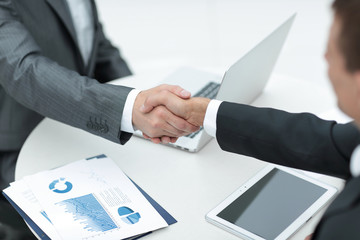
[217,168,327,239]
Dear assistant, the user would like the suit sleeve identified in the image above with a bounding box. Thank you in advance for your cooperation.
[216,102,360,179]
[0,0,132,145]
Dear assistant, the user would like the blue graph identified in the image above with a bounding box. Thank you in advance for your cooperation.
[56,194,117,232]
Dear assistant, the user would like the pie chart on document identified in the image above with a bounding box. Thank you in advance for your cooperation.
[49,178,73,194]
[118,206,141,224]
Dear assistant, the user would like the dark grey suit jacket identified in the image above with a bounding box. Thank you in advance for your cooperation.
[0,0,133,151]
[216,102,360,239]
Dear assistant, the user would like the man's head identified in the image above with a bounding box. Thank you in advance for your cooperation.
[326,0,360,123]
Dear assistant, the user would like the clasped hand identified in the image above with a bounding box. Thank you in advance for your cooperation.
[132,84,210,144]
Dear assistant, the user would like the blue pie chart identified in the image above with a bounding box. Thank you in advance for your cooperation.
[49,178,73,193]
[118,206,141,224]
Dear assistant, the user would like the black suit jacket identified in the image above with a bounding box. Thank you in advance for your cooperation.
[0,0,132,151]
[216,102,360,239]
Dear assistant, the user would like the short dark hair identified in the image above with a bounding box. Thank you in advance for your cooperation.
[332,0,360,72]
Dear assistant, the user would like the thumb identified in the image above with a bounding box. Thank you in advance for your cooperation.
[140,103,154,113]
[141,90,186,117]
[140,90,169,113]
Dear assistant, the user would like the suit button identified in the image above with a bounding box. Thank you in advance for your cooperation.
[100,123,109,133]
[87,119,94,130]
[87,117,108,133]
[94,122,100,131]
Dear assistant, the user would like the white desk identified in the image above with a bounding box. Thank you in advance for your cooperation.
[16,72,344,240]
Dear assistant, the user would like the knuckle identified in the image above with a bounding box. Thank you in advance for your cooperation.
[153,122,161,129]
[158,91,168,102]
[151,119,162,129]
[160,89,168,95]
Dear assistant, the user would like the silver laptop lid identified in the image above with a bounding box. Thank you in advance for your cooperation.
[216,14,296,103]
[153,14,296,153]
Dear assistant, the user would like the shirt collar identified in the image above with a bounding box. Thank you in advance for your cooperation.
[350,145,360,177]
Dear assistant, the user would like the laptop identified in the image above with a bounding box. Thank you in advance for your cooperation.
[135,14,296,152]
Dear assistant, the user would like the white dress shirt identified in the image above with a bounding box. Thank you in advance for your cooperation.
[66,0,137,133]
[203,99,360,177]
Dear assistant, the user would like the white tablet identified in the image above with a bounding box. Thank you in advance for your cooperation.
[206,165,337,240]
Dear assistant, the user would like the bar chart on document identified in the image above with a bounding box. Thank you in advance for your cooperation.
[56,193,119,233]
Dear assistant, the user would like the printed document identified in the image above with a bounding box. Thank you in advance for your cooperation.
[4,156,169,240]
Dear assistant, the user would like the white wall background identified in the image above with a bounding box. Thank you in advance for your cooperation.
[95,0,334,87]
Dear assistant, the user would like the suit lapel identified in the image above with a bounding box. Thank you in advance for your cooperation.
[85,0,100,76]
[46,0,99,76]
[45,0,79,52]
[46,0,91,73]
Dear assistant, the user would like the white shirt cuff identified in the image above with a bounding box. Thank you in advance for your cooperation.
[203,99,222,137]
[120,89,141,133]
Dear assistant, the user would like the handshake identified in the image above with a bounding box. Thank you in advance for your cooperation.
[132,84,211,144]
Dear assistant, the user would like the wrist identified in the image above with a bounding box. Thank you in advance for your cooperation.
[187,97,211,126]
[132,91,145,130]
[121,89,140,133]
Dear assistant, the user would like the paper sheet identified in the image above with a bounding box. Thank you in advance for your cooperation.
[5,156,168,240]
[4,179,60,239]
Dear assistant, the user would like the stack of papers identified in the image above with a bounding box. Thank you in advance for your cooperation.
[2,155,176,240]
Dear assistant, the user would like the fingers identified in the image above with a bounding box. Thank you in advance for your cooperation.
[143,133,178,144]
[164,107,199,133]
[137,106,193,138]
[169,137,178,143]
[140,85,191,114]
[143,133,161,144]
[139,90,168,114]
[158,105,199,134]
[159,84,191,99]
[150,106,198,136]
[140,89,170,114]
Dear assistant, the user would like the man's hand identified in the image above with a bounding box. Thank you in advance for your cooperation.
[132,84,199,144]
[140,89,211,127]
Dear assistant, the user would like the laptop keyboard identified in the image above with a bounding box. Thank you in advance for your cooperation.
[185,82,220,139]
[193,81,221,98]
